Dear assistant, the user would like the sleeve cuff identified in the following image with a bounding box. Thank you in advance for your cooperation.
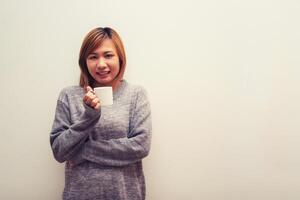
[83,102,101,118]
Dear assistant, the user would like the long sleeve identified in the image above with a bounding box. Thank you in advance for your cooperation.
[50,98,101,163]
[72,87,152,167]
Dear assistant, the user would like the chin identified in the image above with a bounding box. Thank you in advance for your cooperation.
[95,79,113,86]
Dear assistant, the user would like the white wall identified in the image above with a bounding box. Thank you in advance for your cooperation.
[1,0,300,199]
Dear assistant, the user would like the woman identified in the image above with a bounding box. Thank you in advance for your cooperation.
[50,27,152,200]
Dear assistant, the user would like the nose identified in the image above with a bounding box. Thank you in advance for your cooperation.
[97,58,107,69]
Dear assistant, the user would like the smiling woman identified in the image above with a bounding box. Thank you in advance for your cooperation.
[79,27,126,91]
[50,27,152,200]
[86,39,121,89]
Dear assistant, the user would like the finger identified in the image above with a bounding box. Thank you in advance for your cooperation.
[90,99,98,108]
[84,92,96,101]
[88,93,97,100]
[84,93,97,106]
[88,90,95,96]
[86,86,93,93]
[85,96,93,105]
[84,85,93,93]
[94,102,101,110]
[83,94,90,103]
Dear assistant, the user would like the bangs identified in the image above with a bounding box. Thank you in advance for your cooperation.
[84,33,109,58]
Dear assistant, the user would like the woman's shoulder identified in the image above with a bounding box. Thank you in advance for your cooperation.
[60,85,82,94]
[125,81,148,96]
[57,85,83,103]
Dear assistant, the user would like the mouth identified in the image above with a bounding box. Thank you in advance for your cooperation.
[96,71,110,77]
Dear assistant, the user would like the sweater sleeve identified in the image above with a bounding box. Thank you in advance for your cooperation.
[72,87,152,167]
[50,93,101,163]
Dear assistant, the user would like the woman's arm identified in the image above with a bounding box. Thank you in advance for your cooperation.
[50,99,101,163]
[71,87,152,167]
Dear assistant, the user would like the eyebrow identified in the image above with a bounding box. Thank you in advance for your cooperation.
[89,51,114,55]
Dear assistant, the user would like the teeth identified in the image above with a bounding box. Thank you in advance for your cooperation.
[98,71,109,75]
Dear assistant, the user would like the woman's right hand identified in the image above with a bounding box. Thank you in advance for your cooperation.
[83,86,101,111]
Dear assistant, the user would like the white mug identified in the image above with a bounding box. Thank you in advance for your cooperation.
[94,87,113,106]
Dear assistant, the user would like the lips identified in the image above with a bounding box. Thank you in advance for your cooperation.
[96,71,110,78]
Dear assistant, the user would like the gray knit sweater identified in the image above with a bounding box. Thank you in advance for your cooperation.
[50,80,152,200]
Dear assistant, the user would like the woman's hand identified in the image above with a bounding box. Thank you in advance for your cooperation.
[83,86,101,111]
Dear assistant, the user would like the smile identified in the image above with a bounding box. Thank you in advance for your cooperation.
[96,71,110,75]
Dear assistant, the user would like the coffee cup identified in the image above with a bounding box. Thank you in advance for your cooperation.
[94,87,113,106]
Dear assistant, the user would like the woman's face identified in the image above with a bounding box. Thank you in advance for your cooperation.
[86,39,120,87]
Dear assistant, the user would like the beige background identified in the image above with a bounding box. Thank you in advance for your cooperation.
[0,0,300,199]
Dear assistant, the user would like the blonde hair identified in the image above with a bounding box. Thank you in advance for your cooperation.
[78,27,126,88]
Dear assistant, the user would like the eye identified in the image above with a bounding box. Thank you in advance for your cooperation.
[87,55,98,60]
[105,54,114,59]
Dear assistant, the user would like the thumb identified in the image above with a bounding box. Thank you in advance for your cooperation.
[85,86,93,93]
